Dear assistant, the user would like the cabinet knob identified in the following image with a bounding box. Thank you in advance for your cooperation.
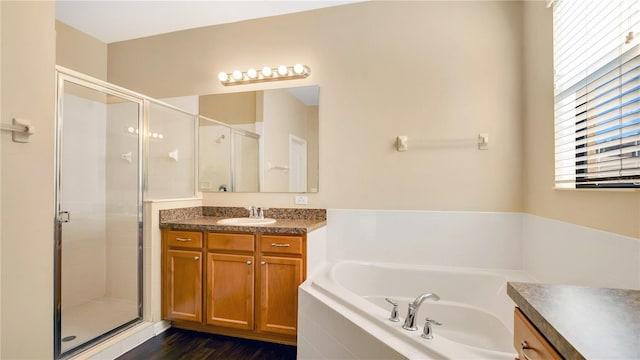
[260,261,266,265]
[247,260,252,265]
[194,256,200,260]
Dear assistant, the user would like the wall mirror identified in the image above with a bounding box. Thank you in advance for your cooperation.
[198,85,319,193]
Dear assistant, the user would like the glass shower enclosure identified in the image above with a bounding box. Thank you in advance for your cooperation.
[53,67,201,358]
[54,71,143,358]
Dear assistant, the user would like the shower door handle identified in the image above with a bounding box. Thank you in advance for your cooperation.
[58,211,70,223]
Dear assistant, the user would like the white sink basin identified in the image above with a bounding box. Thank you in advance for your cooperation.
[216,217,277,226]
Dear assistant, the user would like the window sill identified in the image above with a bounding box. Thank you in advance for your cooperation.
[553,187,639,193]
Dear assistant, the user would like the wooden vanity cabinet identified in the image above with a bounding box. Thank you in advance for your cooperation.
[162,229,306,345]
[514,308,563,360]
[162,230,203,322]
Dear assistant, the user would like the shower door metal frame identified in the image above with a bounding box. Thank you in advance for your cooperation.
[54,66,145,360]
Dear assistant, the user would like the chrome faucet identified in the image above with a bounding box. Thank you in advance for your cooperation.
[246,206,266,219]
[402,293,440,331]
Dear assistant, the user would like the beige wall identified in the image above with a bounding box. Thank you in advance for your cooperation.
[522,2,640,238]
[200,91,257,124]
[109,1,525,213]
[55,20,107,81]
[1,1,56,358]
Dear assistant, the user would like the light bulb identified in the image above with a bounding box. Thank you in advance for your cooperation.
[217,72,228,82]
[247,68,257,79]
[293,64,305,74]
[152,132,158,138]
[277,65,288,76]
[232,70,243,80]
[262,66,272,77]
[158,134,164,139]
[127,126,135,133]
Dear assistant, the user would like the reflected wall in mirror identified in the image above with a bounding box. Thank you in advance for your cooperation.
[198,121,232,192]
[198,85,319,193]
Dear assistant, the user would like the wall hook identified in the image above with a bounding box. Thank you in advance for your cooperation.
[396,136,408,152]
[120,152,132,163]
[477,133,489,150]
[168,149,179,162]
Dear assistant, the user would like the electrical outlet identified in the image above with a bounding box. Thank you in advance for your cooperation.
[294,195,308,205]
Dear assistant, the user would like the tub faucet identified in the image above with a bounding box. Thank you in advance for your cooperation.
[402,293,440,331]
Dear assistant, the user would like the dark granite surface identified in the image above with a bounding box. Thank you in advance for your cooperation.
[160,207,326,235]
[508,282,640,360]
[159,206,203,222]
[202,206,326,221]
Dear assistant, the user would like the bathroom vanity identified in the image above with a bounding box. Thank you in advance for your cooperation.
[159,207,326,345]
[508,282,640,360]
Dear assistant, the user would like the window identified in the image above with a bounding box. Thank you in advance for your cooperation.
[553,0,640,188]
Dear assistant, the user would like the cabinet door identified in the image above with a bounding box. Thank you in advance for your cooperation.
[514,308,562,360]
[165,249,202,322]
[258,256,303,335]
[207,253,254,330]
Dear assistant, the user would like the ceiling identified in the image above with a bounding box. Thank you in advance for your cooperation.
[56,1,362,44]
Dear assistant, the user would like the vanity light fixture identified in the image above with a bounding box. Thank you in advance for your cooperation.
[218,64,310,86]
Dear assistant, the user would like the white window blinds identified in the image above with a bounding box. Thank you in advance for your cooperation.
[554,0,640,188]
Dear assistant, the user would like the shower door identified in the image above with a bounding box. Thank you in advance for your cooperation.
[55,74,143,358]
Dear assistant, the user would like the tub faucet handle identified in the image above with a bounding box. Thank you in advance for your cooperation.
[384,298,399,322]
[421,318,442,340]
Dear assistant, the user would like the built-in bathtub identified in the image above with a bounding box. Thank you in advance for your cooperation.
[299,261,533,359]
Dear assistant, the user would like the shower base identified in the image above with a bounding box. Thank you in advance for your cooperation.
[61,297,138,354]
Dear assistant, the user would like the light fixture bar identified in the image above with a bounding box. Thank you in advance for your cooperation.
[218,64,310,86]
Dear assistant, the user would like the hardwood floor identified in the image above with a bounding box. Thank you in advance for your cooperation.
[117,327,297,360]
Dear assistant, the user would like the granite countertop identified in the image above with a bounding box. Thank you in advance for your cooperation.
[159,207,327,235]
[507,282,640,360]
[160,216,326,235]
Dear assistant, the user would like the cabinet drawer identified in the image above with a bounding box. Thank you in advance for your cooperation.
[208,233,255,252]
[166,230,203,248]
[514,308,562,360]
[260,235,303,255]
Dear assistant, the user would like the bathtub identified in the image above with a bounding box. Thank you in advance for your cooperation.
[299,261,533,359]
